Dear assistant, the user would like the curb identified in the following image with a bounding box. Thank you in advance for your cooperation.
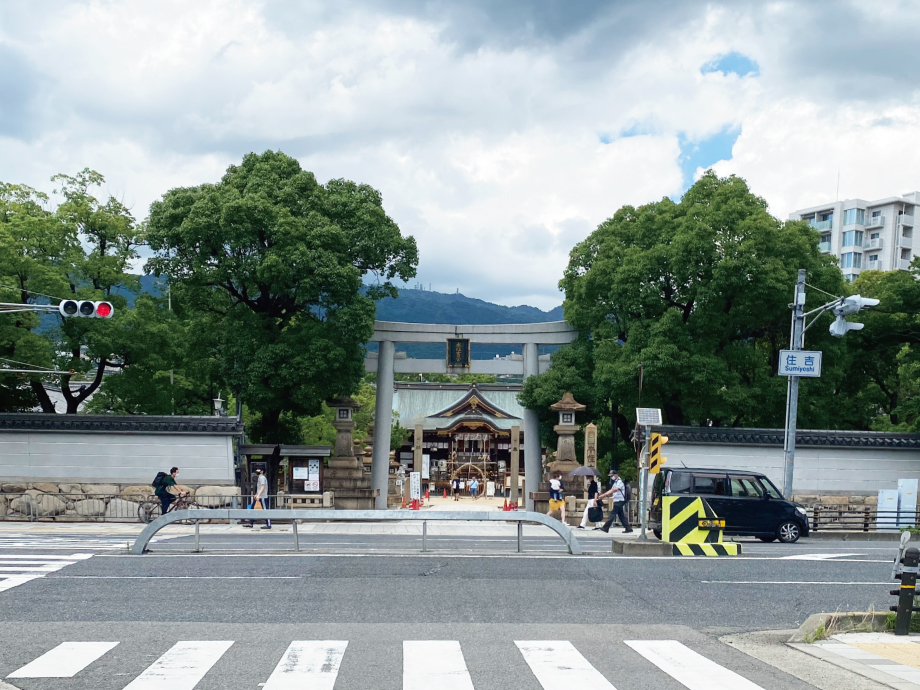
[804,531,904,542]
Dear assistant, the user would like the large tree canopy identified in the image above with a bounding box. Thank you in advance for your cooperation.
[146,151,418,442]
[522,171,852,452]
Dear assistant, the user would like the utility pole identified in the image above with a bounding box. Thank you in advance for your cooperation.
[781,269,806,499]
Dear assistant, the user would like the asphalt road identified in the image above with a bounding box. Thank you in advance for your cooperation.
[0,532,904,689]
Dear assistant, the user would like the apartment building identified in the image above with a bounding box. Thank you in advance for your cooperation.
[789,192,917,281]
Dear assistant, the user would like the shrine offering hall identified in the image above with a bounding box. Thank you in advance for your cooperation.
[393,383,538,490]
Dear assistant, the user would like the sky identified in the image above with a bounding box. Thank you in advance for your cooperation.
[2,1,920,310]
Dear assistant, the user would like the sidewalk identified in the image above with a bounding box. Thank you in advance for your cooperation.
[791,632,920,689]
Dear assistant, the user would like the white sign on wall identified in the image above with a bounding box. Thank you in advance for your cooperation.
[422,454,430,479]
[777,350,822,377]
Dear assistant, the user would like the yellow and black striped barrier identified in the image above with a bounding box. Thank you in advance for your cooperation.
[661,496,741,556]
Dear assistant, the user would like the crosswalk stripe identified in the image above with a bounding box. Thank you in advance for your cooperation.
[263,641,347,689]
[404,641,475,690]
[0,564,75,572]
[0,553,93,593]
[515,641,616,689]
[121,641,234,690]
[624,640,765,690]
[7,641,119,678]
[0,576,41,592]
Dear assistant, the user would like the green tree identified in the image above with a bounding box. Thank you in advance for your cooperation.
[524,171,847,441]
[146,151,418,443]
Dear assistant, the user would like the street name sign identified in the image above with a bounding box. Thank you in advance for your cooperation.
[777,350,822,377]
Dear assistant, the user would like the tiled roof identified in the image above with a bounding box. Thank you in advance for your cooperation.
[0,414,244,434]
[659,425,920,449]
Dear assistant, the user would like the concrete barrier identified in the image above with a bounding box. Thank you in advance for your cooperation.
[130,509,583,555]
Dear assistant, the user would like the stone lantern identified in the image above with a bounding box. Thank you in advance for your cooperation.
[329,397,361,469]
[549,391,586,479]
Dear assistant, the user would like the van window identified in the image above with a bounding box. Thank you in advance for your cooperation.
[692,475,727,495]
[730,477,764,498]
[667,472,692,494]
[760,477,784,499]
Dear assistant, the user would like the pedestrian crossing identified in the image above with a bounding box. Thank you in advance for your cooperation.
[0,536,129,550]
[3,639,768,689]
[0,553,92,593]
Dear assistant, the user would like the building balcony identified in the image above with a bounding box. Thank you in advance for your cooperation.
[866,215,885,228]
[866,261,881,271]
[899,236,913,248]
[865,237,883,250]
[899,214,914,227]
[899,259,913,270]
[818,241,831,253]
[811,219,833,231]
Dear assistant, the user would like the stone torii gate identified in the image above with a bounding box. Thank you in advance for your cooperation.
[365,321,579,510]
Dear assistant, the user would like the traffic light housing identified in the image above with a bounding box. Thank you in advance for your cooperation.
[649,433,669,474]
[58,300,114,319]
[829,294,879,338]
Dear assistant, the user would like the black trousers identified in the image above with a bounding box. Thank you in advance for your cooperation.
[159,494,175,515]
[602,500,631,531]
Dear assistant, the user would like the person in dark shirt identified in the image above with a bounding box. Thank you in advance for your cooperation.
[577,477,601,529]
[155,467,186,515]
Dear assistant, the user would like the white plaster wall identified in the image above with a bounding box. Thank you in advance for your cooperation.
[0,432,235,485]
[666,442,920,495]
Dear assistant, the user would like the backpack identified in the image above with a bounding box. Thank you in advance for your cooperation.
[152,471,168,491]
[623,481,632,503]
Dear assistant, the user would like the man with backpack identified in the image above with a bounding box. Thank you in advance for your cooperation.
[153,467,186,516]
[597,469,633,533]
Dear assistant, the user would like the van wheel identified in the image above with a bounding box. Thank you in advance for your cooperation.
[757,536,777,543]
[777,521,801,543]
[653,530,662,540]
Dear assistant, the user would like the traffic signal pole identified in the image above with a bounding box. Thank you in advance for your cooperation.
[637,425,650,542]
[781,270,806,500]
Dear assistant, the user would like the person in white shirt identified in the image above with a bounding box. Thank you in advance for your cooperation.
[597,469,632,533]
[243,468,272,530]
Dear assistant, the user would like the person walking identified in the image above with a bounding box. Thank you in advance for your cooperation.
[469,477,479,500]
[577,476,601,529]
[452,477,461,501]
[598,469,632,533]
[243,468,272,530]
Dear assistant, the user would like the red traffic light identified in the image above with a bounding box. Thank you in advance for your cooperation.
[95,302,114,318]
[58,300,115,318]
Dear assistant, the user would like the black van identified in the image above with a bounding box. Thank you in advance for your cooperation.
[648,468,809,543]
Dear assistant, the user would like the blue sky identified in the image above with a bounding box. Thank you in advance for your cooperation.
[1,1,919,309]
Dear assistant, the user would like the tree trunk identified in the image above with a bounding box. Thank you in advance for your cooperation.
[30,380,56,413]
[61,360,109,414]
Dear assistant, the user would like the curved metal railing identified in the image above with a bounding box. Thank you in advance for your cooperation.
[130,509,583,555]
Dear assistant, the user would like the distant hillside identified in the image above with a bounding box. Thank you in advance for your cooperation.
[374,288,564,324]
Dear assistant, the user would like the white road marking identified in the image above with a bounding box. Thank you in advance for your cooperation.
[702,580,891,585]
[781,553,862,560]
[625,640,765,689]
[515,640,616,689]
[53,576,301,579]
[263,641,347,690]
[0,553,93,592]
[7,641,118,678]
[404,641,475,690]
[122,641,233,690]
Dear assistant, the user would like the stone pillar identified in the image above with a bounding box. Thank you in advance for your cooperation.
[372,340,395,509]
[413,423,423,492]
[522,341,541,512]
[510,424,520,506]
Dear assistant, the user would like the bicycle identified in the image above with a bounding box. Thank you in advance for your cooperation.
[137,494,200,524]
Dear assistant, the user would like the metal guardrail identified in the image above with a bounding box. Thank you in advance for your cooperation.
[811,508,918,532]
[130,509,584,556]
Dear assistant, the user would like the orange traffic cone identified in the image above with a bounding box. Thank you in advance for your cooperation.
[425,489,430,500]
[401,493,407,509]
[502,499,508,511]
[443,488,448,499]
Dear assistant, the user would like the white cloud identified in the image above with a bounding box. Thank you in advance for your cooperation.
[1,1,919,309]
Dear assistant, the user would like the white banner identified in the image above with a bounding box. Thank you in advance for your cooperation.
[410,472,421,500]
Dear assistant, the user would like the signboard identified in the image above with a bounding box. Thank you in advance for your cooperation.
[584,422,597,467]
[486,481,495,497]
[636,408,662,426]
[410,471,421,500]
[293,467,309,479]
[422,454,430,479]
[777,350,822,377]
[447,338,471,368]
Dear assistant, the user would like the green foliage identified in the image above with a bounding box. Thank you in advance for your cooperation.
[146,151,417,442]
[527,171,846,436]
[885,611,920,633]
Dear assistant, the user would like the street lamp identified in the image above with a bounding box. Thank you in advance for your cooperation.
[213,393,225,417]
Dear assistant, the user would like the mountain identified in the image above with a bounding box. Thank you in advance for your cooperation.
[374,288,564,324]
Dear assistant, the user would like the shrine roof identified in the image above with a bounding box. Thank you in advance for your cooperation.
[394,383,524,431]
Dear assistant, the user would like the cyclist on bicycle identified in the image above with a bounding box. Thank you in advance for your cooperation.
[155,467,187,514]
